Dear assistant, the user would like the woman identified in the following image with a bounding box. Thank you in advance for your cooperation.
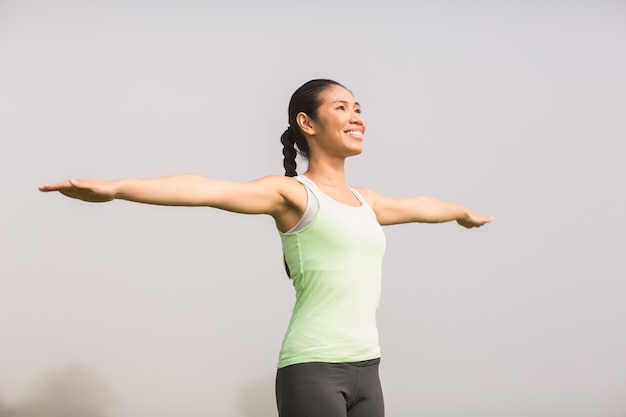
[40,79,493,417]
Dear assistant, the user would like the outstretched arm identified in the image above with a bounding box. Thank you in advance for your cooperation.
[39,175,298,216]
[354,187,493,228]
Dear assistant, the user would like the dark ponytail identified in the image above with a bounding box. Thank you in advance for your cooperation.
[280,79,345,278]
[280,127,298,177]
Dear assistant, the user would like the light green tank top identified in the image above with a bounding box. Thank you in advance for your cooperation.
[278,176,386,368]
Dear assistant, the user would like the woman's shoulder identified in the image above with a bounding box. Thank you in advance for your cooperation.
[256,175,307,204]
[257,174,304,189]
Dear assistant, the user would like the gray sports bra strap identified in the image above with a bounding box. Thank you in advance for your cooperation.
[285,177,320,233]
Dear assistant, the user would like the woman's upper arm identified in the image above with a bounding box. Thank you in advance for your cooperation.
[202,175,303,216]
[353,187,414,225]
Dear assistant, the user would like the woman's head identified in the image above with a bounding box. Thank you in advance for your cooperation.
[280,79,345,177]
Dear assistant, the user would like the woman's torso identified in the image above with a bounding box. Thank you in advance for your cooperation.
[278,176,386,368]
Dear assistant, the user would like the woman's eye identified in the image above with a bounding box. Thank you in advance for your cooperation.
[337,105,345,110]
[355,108,361,114]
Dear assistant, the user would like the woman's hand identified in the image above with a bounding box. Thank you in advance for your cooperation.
[39,178,118,203]
[456,211,494,228]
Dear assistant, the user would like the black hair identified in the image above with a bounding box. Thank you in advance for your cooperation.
[280,79,345,177]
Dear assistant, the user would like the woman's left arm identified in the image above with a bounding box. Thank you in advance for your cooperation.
[354,187,494,228]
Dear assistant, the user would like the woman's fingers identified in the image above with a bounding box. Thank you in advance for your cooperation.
[39,178,115,202]
[457,213,494,228]
[39,180,74,192]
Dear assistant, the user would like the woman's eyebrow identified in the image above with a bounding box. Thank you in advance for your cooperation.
[332,100,361,107]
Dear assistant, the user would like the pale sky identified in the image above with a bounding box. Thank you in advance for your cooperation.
[1,1,625,416]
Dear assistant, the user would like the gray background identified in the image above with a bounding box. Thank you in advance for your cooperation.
[1,1,625,416]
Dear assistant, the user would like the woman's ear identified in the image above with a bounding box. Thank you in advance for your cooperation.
[296,112,316,136]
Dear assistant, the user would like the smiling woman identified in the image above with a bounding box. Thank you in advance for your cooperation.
[39,79,493,417]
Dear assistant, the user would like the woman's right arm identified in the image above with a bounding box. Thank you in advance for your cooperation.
[39,175,302,217]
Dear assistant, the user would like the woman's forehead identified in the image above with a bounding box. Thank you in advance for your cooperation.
[321,85,356,104]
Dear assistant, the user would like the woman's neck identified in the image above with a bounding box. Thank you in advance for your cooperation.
[304,158,347,187]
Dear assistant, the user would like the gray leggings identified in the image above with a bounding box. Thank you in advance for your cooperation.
[275,358,384,417]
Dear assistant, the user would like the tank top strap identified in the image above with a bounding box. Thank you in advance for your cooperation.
[347,186,368,207]
[294,175,316,192]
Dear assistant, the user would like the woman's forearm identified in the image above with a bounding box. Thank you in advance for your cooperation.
[113,175,216,206]
[411,196,493,228]
[411,196,469,223]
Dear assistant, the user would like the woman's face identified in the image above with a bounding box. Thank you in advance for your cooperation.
[305,85,367,158]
